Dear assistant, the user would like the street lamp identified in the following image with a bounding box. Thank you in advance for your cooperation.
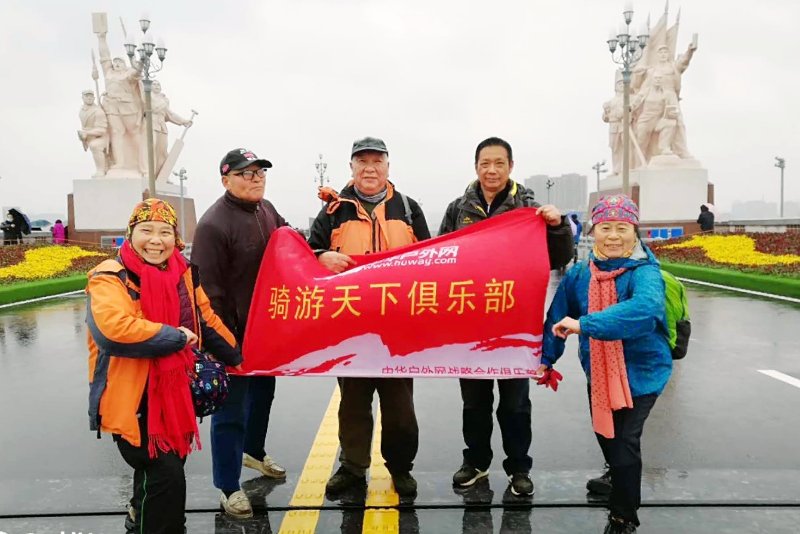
[775,156,786,218]
[592,160,608,194]
[314,154,329,207]
[172,167,188,238]
[125,13,167,198]
[546,178,555,204]
[607,3,648,196]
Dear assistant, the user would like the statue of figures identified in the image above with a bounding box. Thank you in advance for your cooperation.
[632,74,680,162]
[633,40,698,163]
[78,90,109,177]
[149,80,193,176]
[95,31,144,174]
[602,74,626,175]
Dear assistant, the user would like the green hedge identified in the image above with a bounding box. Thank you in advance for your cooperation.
[0,275,87,305]
[660,261,800,299]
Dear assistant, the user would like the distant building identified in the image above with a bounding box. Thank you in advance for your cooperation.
[729,200,800,220]
[524,173,588,214]
[730,200,778,220]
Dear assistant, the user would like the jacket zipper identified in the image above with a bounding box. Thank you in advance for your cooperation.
[371,212,378,253]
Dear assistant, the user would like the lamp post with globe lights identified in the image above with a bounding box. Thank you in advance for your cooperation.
[314,154,330,208]
[606,3,649,196]
[592,160,607,195]
[123,14,166,197]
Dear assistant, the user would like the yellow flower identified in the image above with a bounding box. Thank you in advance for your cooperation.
[0,246,105,280]
[664,235,800,266]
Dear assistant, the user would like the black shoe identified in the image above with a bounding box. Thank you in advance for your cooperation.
[587,469,612,495]
[325,466,366,494]
[391,471,418,497]
[508,472,534,496]
[603,515,637,533]
[453,464,489,487]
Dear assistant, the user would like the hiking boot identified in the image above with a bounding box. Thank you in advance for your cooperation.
[452,464,489,487]
[391,472,418,497]
[219,490,253,519]
[508,472,534,496]
[325,466,366,495]
[586,468,612,495]
[603,515,637,533]
[243,453,287,479]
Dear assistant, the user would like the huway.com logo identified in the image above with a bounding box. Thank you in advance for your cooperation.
[360,245,460,270]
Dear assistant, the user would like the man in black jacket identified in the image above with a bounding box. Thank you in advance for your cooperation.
[192,148,289,519]
[439,136,573,497]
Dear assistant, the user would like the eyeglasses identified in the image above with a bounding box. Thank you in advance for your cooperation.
[229,168,268,181]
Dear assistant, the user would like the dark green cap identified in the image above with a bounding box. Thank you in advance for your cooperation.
[351,136,388,157]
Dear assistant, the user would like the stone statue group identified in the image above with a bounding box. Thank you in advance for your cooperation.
[602,11,700,175]
[78,27,193,179]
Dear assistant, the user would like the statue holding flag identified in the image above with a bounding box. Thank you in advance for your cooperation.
[607,4,701,170]
[93,14,144,176]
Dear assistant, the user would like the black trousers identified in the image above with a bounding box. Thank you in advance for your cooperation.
[337,377,418,476]
[460,378,532,475]
[115,416,187,534]
[592,392,658,526]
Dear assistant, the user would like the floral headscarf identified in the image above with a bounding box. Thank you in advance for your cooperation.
[126,198,185,250]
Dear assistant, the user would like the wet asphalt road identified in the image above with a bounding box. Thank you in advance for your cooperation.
[0,281,799,533]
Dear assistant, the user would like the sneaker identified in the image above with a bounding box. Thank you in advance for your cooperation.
[243,453,287,479]
[325,466,366,494]
[219,490,253,519]
[508,472,534,496]
[124,506,137,534]
[586,468,612,495]
[603,515,637,533]
[452,464,489,487]
[391,472,418,497]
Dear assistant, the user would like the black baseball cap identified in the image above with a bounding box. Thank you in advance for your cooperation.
[220,148,273,175]
[351,137,388,157]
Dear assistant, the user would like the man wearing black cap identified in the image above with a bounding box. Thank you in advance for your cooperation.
[192,148,288,518]
[308,137,430,498]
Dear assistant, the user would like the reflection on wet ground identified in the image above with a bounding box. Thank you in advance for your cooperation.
[1,287,800,532]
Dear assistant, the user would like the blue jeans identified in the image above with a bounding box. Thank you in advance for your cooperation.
[211,375,276,492]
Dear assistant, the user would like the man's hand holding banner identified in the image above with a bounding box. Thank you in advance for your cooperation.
[242,208,550,378]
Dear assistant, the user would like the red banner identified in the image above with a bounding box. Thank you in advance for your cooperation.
[241,208,550,378]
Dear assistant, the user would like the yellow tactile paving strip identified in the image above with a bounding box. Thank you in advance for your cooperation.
[362,409,400,533]
[277,387,402,534]
[277,386,341,534]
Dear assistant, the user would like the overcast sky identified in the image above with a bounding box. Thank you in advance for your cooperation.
[1,0,798,226]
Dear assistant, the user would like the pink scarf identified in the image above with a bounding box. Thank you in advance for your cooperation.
[588,262,633,439]
[119,241,199,458]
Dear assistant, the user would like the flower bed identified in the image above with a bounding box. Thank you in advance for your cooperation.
[650,233,800,278]
[0,244,114,285]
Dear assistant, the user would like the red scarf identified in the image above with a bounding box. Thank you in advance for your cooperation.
[119,241,199,458]
[588,262,633,439]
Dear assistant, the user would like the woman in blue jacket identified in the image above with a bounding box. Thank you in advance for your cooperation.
[537,195,672,534]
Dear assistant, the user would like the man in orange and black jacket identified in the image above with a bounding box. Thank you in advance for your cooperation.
[307,136,429,498]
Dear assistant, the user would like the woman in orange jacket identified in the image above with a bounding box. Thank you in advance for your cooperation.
[86,199,240,534]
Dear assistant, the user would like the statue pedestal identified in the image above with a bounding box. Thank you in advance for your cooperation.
[66,178,199,246]
[633,167,710,222]
[73,178,145,230]
[593,167,714,236]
